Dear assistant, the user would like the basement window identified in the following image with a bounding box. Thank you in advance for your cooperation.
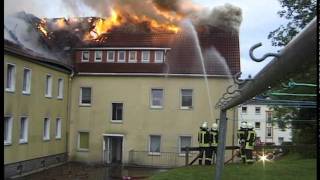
[118,51,126,63]
[4,116,13,145]
[6,63,16,92]
[22,68,31,94]
[78,132,89,151]
[94,51,102,62]
[181,89,193,109]
[179,136,192,155]
[142,51,150,63]
[112,103,123,121]
[19,117,28,144]
[80,87,91,106]
[155,51,164,63]
[129,51,137,63]
[107,51,115,62]
[43,118,50,141]
[81,51,89,62]
[149,135,161,155]
[45,74,53,98]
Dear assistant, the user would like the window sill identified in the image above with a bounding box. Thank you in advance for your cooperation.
[57,97,63,100]
[180,107,193,110]
[148,152,160,156]
[77,148,89,152]
[5,89,15,93]
[19,140,28,144]
[45,95,52,99]
[94,60,102,62]
[150,106,163,110]
[81,60,89,62]
[22,91,31,95]
[107,60,115,63]
[55,137,62,140]
[43,138,50,142]
[128,61,137,63]
[111,120,123,124]
[79,104,91,107]
[4,142,12,146]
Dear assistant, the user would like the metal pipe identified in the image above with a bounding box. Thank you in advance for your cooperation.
[215,110,227,180]
[222,18,316,111]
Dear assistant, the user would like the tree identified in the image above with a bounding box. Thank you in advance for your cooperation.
[268,0,317,47]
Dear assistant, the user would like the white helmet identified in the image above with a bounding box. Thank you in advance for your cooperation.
[202,121,208,128]
[247,123,254,129]
[212,123,218,130]
[240,121,247,129]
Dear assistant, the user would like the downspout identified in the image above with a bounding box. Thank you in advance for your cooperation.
[66,69,74,160]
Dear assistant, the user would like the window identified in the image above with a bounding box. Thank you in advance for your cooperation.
[266,127,272,137]
[80,87,91,105]
[149,135,161,154]
[43,118,50,140]
[6,63,16,92]
[141,51,150,63]
[57,78,64,99]
[118,51,126,62]
[112,103,123,121]
[241,106,247,113]
[179,136,192,154]
[19,117,28,143]
[22,68,31,94]
[94,51,102,62]
[255,122,260,129]
[4,116,13,145]
[181,89,193,109]
[151,89,164,108]
[255,107,261,114]
[55,118,62,139]
[129,51,137,63]
[81,51,89,62]
[107,51,115,62]
[266,111,272,123]
[45,74,52,97]
[278,137,284,145]
[155,51,164,63]
[78,132,89,150]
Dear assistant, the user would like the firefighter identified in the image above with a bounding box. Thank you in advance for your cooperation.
[237,121,248,163]
[210,123,219,164]
[245,123,256,164]
[198,121,211,165]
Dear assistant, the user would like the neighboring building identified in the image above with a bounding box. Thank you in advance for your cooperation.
[238,100,292,145]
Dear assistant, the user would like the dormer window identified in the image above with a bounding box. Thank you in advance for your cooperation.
[94,51,102,62]
[142,51,150,63]
[155,51,164,63]
[81,51,89,62]
[129,51,137,63]
[107,51,115,62]
[118,51,126,63]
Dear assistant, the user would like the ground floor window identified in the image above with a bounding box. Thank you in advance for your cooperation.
[4,116,13,145]
[179,136,192,154]
[43,118,50,140]
[78,132,89,150]
[20,117,28,143]
[278,137,284,144]
[149,135,161,154]
[55,118,62,139]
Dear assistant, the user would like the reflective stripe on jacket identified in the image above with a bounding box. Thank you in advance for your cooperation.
[245,130,256,149]
[210,130,218,147]
[198,129,210,147]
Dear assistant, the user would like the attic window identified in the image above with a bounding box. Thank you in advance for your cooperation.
[142,51,150,63]
[155,51,164,63]
[129,51,137,63]
[118,51,126,63]
[107,51,115,62]
[94,51,102,62]
[81,51,89,62]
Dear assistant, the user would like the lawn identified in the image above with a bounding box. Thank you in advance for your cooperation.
[150,154,316,180]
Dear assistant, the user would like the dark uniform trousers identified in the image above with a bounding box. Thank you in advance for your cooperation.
[198,129,212,165]
[237,129,248,163]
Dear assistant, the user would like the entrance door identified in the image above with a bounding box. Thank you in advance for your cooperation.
[104,135,123,164]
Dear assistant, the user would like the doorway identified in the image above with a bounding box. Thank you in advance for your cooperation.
[103,134,123,164]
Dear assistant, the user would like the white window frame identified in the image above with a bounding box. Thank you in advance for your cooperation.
[107,51,115,62]
[241,106,247,114]
[179,135,192,156]
[6,63,16,92]
[43,117,50,141]
[77,131,90,151]
[57,78,64,99]
[128,51,137,63]
[180,89,193,109]
[111,102,124,123]
[255,107,261,114]
[148,135,161,155]
[154,51,164,63]
[45,74,53,98]
[117,51,126,63]
[19,116,28,144]
[255,122,261,129]
[141,51,150,63]
[150,88,164,109]
[22,67,32,94]
[79,87,92,106]
[55,118,62,139]
[94,51,102,62]
[4,116,13,145]
[81,51,90,62]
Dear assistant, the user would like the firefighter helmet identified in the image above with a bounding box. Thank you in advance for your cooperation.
[212,123,218,130]
[240,121,247,129]
[202,122,208,128]
[247,122,254,129]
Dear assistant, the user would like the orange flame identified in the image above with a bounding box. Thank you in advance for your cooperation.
[54,18,66,28]
[38,19,48,36]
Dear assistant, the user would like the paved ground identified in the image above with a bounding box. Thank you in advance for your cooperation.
[14,162,168,180]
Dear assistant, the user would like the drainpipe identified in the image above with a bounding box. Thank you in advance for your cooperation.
[214,18,316,180]
[66,69,74,160]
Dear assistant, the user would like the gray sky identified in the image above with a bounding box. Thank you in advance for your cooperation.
[5,0,288,78]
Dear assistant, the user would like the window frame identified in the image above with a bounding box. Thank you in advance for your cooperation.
[43,117,50,141]
[179,135,192,156]
[22,67,32,95]
[150,88,164,109]
[241,106,247,114]
[154,51,164,63]
[148,135,161,155]
[255,122,261,129]
[117,51,126,63]
[94,51,102,62]
[128,51,137,63]
[81,51,90,62]
[79,87,92,106]
[6,63,16,92]
[57,78,64,99]
[77,131,90,151]
[111,102,124,123]
[55,118,62,139]
[141,51,150,63]
[19,116,29,144]
[107,51,115,62]
[266,127,273,137]
[180,88,193,110]
[255,107,261,114]
[45,74,53,98]
[4,116,13,145]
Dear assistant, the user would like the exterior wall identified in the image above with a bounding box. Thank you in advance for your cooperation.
[4,54,70,165]
[237,104,292,145]
[69,75,237,165]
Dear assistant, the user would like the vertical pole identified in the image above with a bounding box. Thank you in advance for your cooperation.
[215,110,227,180]
[185,147,189,166]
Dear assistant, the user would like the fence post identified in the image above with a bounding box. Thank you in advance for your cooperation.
[215,110,227,180]
[185,147,189,166]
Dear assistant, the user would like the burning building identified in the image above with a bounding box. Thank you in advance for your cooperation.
[4,1,242,178]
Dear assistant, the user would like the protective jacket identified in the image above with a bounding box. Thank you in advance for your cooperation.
[198,127,210,147]
[237,128,248,145]
[210,129,219,147]
[245,129,256,150]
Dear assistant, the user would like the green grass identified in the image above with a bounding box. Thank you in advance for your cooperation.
[150,154,316,180]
